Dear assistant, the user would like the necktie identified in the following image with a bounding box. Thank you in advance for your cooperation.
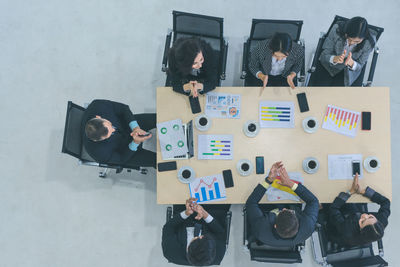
[194,223,202,237]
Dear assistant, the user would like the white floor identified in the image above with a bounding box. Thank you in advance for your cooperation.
[0,1,399,266]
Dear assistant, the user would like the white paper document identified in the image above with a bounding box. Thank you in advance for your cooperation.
[322,105,361,138]
[328,154,363,180]
[205,92,241,119]
[198,135,233,160]
[259,101,295,128]
[266,172,304,202]
[189,174,227,203]
[157,119,188,160]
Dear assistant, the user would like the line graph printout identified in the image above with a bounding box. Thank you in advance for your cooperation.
[198,135,233,160]
[322,105,360,138]
[189,174,227,203]
[259,101,295,128]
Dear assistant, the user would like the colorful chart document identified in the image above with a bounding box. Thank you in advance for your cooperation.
[322,105,360,137]
[198,135,233,160]
[266,172,304,202]
[189,174,227,203]
[328,154,363,180]
[157,119,188,160]
[205,92,241,119]
[259,101,295,128]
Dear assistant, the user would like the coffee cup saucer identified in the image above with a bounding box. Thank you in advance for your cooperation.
[177,166,196,183]
[195,114,212,132]
[302,117,318,134]
[243,120,260,138]
[302,157,319,174]
[364,157,380,173]
[237,159,253,176]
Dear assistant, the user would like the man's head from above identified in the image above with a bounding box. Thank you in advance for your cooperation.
[85,116,115,141]
[274,208,299,239]
[187,234,216,266]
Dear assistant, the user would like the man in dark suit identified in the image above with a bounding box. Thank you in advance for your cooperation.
[162,198,230,266]
[246,161,319,247]
[81,99,156,168]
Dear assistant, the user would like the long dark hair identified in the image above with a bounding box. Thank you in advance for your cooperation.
[269,32,293,56]
[168,37,203,76]
[337,16,375,53]
[346,216,384,247]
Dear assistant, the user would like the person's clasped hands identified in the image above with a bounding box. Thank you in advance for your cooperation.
[130,127,152,144]
[183,81,204,98]
[265,161,295,188]
[333,49,354,68]
[185,197,209,220]
[348,173,366,195]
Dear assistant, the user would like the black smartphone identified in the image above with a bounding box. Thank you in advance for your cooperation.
[352,160,360,177]
[222,169,234,188]
[138,132,151,137]
[158,161,177,172]
[296,92,310,113]
[256,156,265,174]
[189,96,201,114]
[361,111,371,130]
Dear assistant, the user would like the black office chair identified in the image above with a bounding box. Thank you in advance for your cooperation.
[242,206,304,264]
[311,204,388,267]
[305,15,384,87]
[166,205,232,249]
[61,101,147,178]
[161,10,228,85]
[240,19,305,86]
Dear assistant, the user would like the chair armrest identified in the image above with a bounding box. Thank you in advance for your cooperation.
[161,30,173,72]
[364,47,379,87]
[166,206,172,222]
[377,238,384,257]
[243,206,248,246]
[298,38,306,83]
[305,33,326,86]
[225,211,232,248]
[220,39,228,80]
[240,40,249,79]
[316,223,327,258]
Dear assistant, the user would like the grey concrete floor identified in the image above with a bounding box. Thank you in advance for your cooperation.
[0,0,399,266]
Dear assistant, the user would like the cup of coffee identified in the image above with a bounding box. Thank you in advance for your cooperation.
[243,120,259,137]
[178,166,195,183]
[303,117,318,133]
[303,157,319,174]
[364,157,380,173]
[237,159,253,176]
[369,159,378,168]
[182,170,191,179]
[195,114,212,131]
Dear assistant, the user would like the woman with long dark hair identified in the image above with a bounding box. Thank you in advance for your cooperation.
[327,174,390,247]
[168,37,218,97]
[248,32,304,89]
[316,16,376,86]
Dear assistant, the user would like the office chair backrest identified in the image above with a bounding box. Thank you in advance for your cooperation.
[250,19,303,42]
[172,10,224,52]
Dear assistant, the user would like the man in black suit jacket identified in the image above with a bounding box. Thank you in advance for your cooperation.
[162,198,229,266]
[246,162,319,247]
[81,99,156,168]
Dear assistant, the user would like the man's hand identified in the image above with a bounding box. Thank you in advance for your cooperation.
[344,52,354,68]
[349,173,360,195]
[131,127,152,144]
[185,198,197,216]
[192,204,209,220]
[183,82,194,93]
[333,49,347,64]
[258,72,269,88]
[266,161,283,183]
[276,166,295,188]
[287,72,296,89]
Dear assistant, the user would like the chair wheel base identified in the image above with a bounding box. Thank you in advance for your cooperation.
[99,172,107,178]
[140,169,148,175]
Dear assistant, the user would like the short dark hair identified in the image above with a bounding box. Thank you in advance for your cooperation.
[360,221,384,244]
[269,32,293,56]
[187,234,216,266]
[168,37,203,76]
[85,118,108,141]
[275,210,299,239]
[338,16,375,52]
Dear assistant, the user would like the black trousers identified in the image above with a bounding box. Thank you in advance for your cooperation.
[246,73,298,87]
[310,61,364,87]
[126,113,157,168]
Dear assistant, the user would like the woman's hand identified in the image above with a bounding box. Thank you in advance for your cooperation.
[345,52,354,68]
[287,72,296,89]
[258,72,269,88]
[333,49,347,64]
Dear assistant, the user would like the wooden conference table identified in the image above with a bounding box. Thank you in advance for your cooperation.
[156,86,391,204]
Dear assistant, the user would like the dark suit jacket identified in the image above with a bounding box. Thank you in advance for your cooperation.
[246,183,319,247]
[328,187,390,247]
[162,214,226,265]
[248,39,304,78]
[81,99,137,165]
[168,39,219,95]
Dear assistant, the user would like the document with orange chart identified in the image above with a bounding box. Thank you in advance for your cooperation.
[322,105,360,137]
[259,101,295,128]
[189,174,227,203]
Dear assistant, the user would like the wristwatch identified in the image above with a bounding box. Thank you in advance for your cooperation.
[265,176,273,184]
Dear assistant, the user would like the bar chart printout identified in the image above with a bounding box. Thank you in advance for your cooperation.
[189,174,227,203]
[259,101,295,128]
[322,105,361,138]
[198,135,233,160]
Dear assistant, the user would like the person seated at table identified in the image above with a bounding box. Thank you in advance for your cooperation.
[248,32,304,89]
[82,99,156,168]
[324,173,390,247]
[316,16,376,86]
[246,161,319,246]
[168,37,219,97]
[162,198,230,266]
